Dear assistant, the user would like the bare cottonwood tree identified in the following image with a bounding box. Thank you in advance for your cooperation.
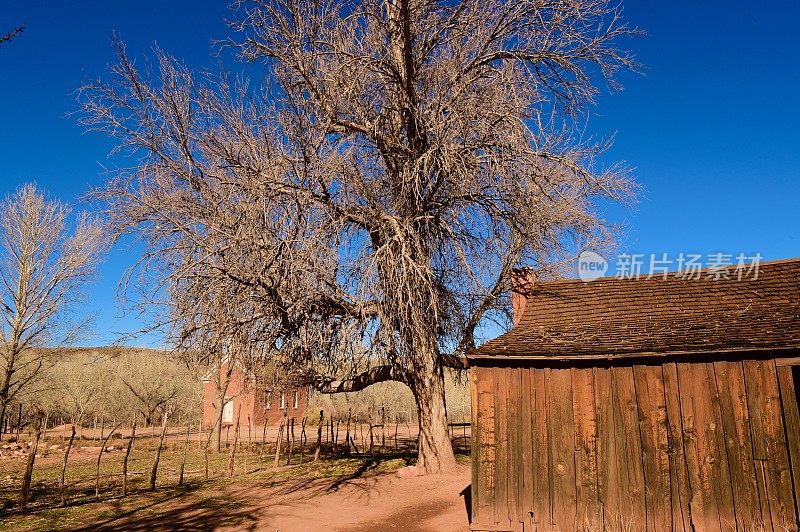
[0,184,105,434]
[58,353,110,434]
[81,0,636,473]
[117,352,189,425]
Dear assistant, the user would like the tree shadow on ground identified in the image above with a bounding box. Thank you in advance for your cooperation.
[67,454,419,531]
[323,452,416,493]
[71,482,257,532]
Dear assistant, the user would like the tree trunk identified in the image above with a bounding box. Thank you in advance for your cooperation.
[409,355,456,474]
[0,368,12,442]
[211,360,232,454]
[60,425,76,506]
[19,418,42,511]
[311,348,455,474]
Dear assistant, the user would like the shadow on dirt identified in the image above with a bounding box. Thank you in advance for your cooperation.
[69,453,422,531]
[70,481,256,532]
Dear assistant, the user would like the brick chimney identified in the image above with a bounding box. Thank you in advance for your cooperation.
[511,268,536,327]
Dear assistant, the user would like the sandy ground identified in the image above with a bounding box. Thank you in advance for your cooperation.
[240,465,471,532]
[77,465,472,532]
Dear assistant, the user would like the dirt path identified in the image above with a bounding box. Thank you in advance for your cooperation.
[80,465,472,531]
[226,465,471,531]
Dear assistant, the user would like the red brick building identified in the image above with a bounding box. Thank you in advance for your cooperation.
[201,359,308,429]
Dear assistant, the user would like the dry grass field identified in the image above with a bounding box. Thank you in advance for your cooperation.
[0,426,471,531]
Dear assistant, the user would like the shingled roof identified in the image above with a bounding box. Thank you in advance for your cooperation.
[469,258,800,361]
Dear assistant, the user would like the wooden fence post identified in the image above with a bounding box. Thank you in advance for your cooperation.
[246,416,252,474]
[286,417,294,466]
[314,410,324,461]
[179,424,190,486]
[227,407,241,478]
[381,407,386,451]
[260,420,268,459]
[369,423,374,453]
[96,422,123,501]
[345,409,352,456]
[41,413,51,458]
[299,417,307,464]
[122,421,137,496]
[60,425,76,506]
[273,415,286,468]
[150,411,169,491]
[19,416,43,511]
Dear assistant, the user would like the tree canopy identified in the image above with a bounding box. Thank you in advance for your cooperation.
[81,0,636,472]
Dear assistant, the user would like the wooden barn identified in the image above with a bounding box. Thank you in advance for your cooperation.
[468,258,800,531]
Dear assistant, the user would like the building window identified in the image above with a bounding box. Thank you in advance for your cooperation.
[280,393,286,409]
[293,391,299,409]
[223,397,234,423]
[265,392,271,410]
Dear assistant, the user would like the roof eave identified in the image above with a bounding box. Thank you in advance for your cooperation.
[466,344,800,365]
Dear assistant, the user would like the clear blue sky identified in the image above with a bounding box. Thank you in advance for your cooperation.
[0,1,798,346]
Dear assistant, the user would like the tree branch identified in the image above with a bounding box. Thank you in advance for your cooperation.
[310,365,406,394]
[0,24,24,47]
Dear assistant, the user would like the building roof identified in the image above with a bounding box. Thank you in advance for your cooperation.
[469,258,800,361]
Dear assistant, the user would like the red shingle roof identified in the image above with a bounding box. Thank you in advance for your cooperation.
[470,258,800,360]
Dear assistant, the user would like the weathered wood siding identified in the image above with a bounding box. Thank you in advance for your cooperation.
[471,360,800,531]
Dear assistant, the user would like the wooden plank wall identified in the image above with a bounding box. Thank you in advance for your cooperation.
[471,360,800,532]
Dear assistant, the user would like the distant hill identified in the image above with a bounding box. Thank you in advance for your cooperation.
[37,345,167,358]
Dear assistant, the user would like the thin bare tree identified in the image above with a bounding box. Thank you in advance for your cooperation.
[81,0,636,473]
[0,184,106,436]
